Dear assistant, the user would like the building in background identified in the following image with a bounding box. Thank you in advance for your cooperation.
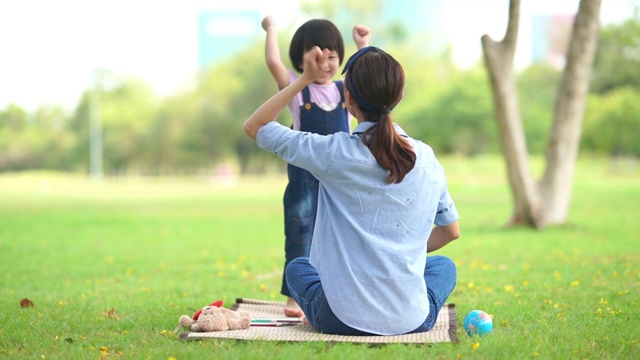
[531,14,575,68]
[198,9,262,70]
[196,1,577,73]
[378,0,447,55]
[197,0,449,70]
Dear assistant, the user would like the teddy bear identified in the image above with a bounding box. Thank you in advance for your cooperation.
[179,300,251,332]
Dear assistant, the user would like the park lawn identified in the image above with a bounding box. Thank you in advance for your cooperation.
[0,156,638,359]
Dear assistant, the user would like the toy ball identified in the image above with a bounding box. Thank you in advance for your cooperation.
[463,310,493,336]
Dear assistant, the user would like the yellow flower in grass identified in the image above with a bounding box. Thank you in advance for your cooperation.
[503,285,514,292]
[472,342,480,350]
[599,298,608,306]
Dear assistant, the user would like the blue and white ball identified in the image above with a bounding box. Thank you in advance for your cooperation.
[463,310,493,336]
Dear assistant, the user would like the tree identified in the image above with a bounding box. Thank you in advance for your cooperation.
[481,0,601,228]
[70,72,158,174]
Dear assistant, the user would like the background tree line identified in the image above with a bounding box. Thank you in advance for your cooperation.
[1,16,638,175]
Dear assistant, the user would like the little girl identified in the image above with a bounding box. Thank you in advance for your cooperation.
[261,16,370,317]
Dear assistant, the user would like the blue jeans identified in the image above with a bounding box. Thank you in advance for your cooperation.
[285,255,457,335]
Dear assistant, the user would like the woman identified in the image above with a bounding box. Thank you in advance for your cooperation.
[243,46,460,335]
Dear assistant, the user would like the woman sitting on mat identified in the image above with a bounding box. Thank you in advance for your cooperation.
[243,45,460,335]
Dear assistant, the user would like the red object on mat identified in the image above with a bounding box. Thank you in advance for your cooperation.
[193,300,223,320]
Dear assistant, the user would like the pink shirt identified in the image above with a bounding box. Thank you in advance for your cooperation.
[286,70,352,131]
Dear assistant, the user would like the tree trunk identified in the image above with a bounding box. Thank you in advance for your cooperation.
[481,0,543,227]
[481,0,601,228]
[540,0,601,226]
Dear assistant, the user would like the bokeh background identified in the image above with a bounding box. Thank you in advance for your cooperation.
[0,0,638,177]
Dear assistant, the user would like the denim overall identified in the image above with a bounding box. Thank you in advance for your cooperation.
[281,81,349,296]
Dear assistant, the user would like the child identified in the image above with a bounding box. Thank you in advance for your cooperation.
[261,16,370,317]
[243,46,460,335]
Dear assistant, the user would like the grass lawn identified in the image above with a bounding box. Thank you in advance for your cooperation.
[0,156,638,359]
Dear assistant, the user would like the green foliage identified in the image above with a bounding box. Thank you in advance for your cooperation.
[582,87,640,157]
[402,65,497,155]
[516,63,562,154]
[591,16,640,94]
[0,157,638,359]
[0,104,75,171]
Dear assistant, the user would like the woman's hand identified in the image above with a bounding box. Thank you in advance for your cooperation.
[243,47,328,140]
[300,46,330,83]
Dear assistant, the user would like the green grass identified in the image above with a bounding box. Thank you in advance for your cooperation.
[0,156,638,359]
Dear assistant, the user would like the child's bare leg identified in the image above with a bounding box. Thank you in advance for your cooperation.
[284,296,304,317]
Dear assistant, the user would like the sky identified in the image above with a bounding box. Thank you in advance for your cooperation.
[0,0,636,112]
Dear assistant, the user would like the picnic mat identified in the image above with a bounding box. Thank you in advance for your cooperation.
[179,298,458,344]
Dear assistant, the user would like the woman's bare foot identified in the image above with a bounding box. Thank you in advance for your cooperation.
[284,297,304,318]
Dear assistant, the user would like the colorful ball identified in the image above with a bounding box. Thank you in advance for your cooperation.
[463,310,493,336]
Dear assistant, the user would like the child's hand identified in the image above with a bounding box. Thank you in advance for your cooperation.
[301,47,329,83]
[353,25,371,48]
[262,15,276,31]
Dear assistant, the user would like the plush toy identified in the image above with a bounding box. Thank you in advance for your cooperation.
[179,300,251,332]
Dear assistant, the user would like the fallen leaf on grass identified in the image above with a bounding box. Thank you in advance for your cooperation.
[20,298,34,308]
[105,308,120,320]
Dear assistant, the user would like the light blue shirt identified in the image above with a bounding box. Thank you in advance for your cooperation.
[257,121,459,335]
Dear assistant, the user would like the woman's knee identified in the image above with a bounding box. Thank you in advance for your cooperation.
[430,255,455,269]
[427,255,457,281]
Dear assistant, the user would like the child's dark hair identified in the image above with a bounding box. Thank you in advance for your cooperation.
[343,48,415,184]
[289,19,344,74]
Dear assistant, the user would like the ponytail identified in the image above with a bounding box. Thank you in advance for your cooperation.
[342,47,416,184]
[361,115,416,184]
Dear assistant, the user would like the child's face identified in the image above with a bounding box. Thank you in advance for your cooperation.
[305,50,340,85]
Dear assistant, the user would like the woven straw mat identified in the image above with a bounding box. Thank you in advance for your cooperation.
[179,298,458,344]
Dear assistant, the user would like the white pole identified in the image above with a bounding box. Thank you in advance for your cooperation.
[89,71,103,182]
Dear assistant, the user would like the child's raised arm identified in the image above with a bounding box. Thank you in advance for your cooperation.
[262,16,290,90]
[352,25,371,50]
